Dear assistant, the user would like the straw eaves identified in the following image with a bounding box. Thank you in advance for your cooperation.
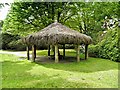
[22,22,92,46]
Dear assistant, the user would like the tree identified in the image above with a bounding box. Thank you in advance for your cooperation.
[65,2,118,44]
[2,2,77,36]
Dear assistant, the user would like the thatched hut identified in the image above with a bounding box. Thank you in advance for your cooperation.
[22,22,92,62]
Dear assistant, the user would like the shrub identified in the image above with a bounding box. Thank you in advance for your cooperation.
[88,45,99,58]
[8,40,26,51]
[89,27,119,62]
[2,33,19,50]
[1,33,26,51]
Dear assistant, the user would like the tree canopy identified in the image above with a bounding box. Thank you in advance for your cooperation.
[3,2,118,38]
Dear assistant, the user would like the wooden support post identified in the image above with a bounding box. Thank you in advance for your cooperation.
[54,50,55,56]
[51,45,55,56]
[77,45,80,62]
[26,46,29,60]
[34,45,36,58]
[32,45,36,62]
[48,45,50,56]
[63,44,65,59]
[85,44,88,60]
[55,45,59,63]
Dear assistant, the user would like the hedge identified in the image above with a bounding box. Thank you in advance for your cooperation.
[89,27,119,62]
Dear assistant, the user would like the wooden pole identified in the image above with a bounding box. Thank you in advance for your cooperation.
[26,46,29,60]
[48,45,50,56]
[63,44,65,59]
[85,44,88,60]
[54,50,55,56]
[55,44,59,63]
[77,45,80,62]
[51,45,55,56]
[34,45,36,59]
[32,45,35,62]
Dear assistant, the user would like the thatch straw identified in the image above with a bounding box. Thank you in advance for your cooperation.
[22,22,92,46]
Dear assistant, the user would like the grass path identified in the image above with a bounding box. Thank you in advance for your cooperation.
[0,50,119,88]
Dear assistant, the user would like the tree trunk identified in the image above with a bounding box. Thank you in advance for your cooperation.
[55,45,59,63]
[85,44,88,60]
[52,3,55,21]
[84,22,87,34]
[57,12,61,22]
[26,46,29,60]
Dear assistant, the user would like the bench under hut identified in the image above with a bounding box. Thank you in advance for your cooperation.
[22,22,92,63]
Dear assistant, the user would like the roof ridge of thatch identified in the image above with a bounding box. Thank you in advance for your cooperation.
[22,22,92,45]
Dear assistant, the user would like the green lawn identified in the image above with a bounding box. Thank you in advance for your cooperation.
[0,50,119,88]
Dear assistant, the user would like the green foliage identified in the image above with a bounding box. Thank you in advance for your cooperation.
[8,40,26,51]
[1,33,18,50]
[88,45,99,57]
[1,33,26,50]
[65,2,118,36]
[2,2,77,36]
[2,2,118,39]
[89,27,119,62]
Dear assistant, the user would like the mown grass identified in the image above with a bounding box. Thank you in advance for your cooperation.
[0,50,119,88]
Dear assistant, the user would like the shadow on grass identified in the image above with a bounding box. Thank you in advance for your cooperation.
[35,56,118,73]
[1,53,118,74]
[35,50,118,73]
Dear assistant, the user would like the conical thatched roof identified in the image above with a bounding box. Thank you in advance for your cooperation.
[22,22,92,46]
